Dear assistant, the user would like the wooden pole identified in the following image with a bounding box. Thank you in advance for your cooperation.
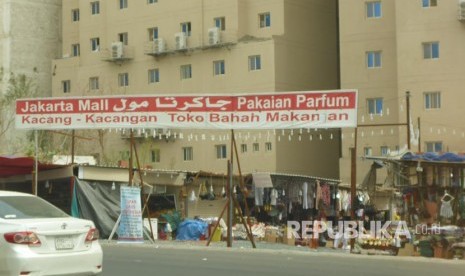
[129,130,134,186]
[71,130,75,164]
[227,160,233,248]
[417,117,421,153]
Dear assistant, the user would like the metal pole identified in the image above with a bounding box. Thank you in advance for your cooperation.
[34,130,38,195]
[71,130,75,164]
[350,146,356,251]
[417,117,421,153]
[129,130,134,186]
[406,91,411,150]
[227,160,233,247]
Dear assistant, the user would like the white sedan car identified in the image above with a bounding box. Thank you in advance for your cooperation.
[0,190,103,275]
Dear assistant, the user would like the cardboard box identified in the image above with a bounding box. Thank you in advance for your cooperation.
[326,240,334,248]
[398,243,415,256]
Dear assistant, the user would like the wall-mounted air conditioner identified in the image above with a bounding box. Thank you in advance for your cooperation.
[208,27,220,45]
[459,0,465,21]
[111,42,124,58]
[153,38,166,53]
[175,32,187,50]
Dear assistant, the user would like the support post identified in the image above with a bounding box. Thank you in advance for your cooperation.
[406,91,411,150]
[350,146,356,251]
[34,130,38,195]
[227,160,233,248]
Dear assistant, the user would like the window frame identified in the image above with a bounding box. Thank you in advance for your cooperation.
[253,143,260,152]
[148,68,160,84]
[90,37,100,52]
[180,22,192,36]
[213,60,225,76]
[265,142,272,152]
[240,144,247,153]
[147,0,157,4]
[118,32,129,45]
[89,77,99,91]
[72,9,80,22]
[367,98,383,115]
[248,55,261,71]
[151,149,161,163]
[62,80,71,93]
[72,43,80,57]
[183,147,193,161]
[424,91,441,110]
[425,141,443,153]
[366,51,382,68]
[148,27,159,41]
[214,17,226,31]
[364,147,373,157]
[119,0,128,9]
[380,146,389,156]
[259,12,271,28]
[91,1,100,15]
[423,41,440,59]
[366,1,382,18]
[216,145,227,159]
[118,72,129,87]
[180,64,192,80]
[422,0,437,8]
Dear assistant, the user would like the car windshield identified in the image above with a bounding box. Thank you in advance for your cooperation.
[0,196,69,219]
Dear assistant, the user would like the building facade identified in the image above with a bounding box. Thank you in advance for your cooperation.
[0,0,62,154]
[51,0,340,178]
[339,0,465,184]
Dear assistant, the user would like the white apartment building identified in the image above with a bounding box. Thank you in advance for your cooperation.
[339,0,465,184]
[51,0,341,178]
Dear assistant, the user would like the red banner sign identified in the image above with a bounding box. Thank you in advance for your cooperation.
[15,90,357,130]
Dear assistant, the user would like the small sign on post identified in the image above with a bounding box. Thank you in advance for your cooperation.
[118,186,144,243]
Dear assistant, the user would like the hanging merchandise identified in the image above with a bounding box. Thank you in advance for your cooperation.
[222,186,226,198]
[320,184,331,206]
[302,182,309,209]
[440,190,454,219]
[315,180,322,210]
[189,190,197,202]
[255,187,264,206]
[270,189,278,206]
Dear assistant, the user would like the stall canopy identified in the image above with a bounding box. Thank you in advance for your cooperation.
[402,152,465,162]
[0,156,64,178]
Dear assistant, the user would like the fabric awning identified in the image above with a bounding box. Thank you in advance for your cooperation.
[252,172,273,188]
[0,156,64,178]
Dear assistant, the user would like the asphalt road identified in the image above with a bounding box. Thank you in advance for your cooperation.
[101,243,465,276]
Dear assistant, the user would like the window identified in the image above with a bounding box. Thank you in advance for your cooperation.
[213,60,225,76]
[148,69,160,84]
[181,22,191,36]
[183,147,193,161]
[148,27,158,41]
[72,9,80,22]
[118,32,128,45]
[366,1,381,18]
[119,0,128,9]
[151,149,160,163]
[180,64,192,80]
[366,51,381,68]
[364,147,372,156]
[62,80,71,93]
[216,145,227,159]
[259,12,271,28]
[424,92,441,109]
[253,143,259,152]
[148,0,157,4]
[91,1,100,15]
[249,55,261,71]
[241,144,247,153]
[118,73,129,87]
[72,44,80,57]
[91,37,100,52]
[423,42,439,59]
[214,17,226,30]
[265,142,272,152]
[367,98,383,115]
[422,0,437,7]
[425,141,442,153]
[89,77,99,91]
[380,146,389,156]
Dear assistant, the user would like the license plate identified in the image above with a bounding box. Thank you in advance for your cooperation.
[55,237,74,250]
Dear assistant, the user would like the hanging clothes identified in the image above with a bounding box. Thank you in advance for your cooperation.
[270,189,278,206]
[315,180,322,210]
[440,201,454,219]
[320,184,331,206]
[302,182,309,209]
[255,187,264,206]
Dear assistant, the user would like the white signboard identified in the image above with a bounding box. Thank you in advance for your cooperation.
[118,186,143,243]
[15,90,358,130]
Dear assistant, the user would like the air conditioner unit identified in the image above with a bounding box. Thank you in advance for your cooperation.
[175,32,187,50]
[111,42,124,58]
[208,27,220,45]
[153,38,165,53]
[459,0,465,21]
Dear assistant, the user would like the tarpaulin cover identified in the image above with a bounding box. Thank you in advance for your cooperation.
[402,152,465,162]
[176,220,208,240]
[0,156,64,178]
[73,177,122,239]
